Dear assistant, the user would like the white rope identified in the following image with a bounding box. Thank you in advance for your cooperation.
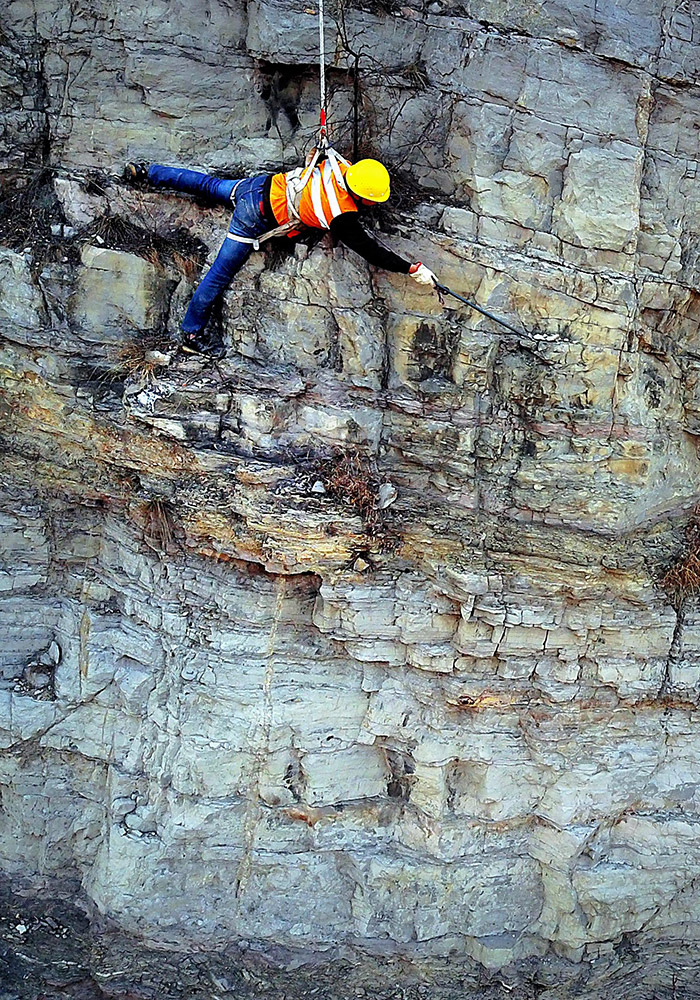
[318,0,327,146]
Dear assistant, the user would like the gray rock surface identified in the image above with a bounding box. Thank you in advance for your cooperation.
[2,0,700,984]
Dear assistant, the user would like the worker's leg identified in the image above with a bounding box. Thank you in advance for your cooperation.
[147,163,237,207]
[181,238,252,336]
[181,175,270,343]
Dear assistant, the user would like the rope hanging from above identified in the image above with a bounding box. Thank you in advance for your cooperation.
[317,0,328,148]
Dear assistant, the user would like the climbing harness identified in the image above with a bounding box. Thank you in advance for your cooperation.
[225,148,352,249]
[224,147,351,250]
[229,179,245,204]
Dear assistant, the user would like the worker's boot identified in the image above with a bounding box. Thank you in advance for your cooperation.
[181,329,225,360]
[123,161,149,185]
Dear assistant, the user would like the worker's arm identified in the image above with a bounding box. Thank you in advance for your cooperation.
[329,213,412,273]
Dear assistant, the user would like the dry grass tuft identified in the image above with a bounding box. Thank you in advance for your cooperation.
[320,450,379,522]
[316,449,400,552]
[171,248,201,282]
[403,59,429,90]
[132,497,182,555]
[0,167,68,267]
[662,510,700,608]
[105,333,173,384]
[80,214,207,277]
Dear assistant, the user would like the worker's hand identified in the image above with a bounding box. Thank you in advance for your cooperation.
[409,262,437,287]
[305,146,319,167]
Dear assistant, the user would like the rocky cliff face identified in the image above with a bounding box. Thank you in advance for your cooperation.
[2,0,700,981]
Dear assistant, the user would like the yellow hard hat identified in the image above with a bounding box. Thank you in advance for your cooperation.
[345,159,391,203]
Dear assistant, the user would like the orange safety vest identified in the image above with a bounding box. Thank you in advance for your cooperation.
[269,158,358,235]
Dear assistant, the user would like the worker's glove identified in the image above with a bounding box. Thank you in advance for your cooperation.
[409,262,437,286]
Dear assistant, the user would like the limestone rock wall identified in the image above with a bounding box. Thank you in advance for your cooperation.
[2,0,700,973]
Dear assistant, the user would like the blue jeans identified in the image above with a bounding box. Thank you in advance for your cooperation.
[148,164,270,335]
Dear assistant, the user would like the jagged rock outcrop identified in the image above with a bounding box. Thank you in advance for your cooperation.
[2,0,700,983]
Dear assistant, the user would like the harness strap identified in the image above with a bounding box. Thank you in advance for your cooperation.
[226,144,350,251]
[326,146,350,188]
[225,219,299,249]
[226,232,261,250]
[286,145,323,222]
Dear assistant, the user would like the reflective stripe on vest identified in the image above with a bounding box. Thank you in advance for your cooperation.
[270,158,357,232]
[323,161,343,219]
[310,166,327,227]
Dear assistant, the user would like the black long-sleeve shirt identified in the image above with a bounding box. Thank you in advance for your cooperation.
[261,175,411,273]
[329,213,411,274]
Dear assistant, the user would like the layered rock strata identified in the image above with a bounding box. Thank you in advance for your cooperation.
[2,0,700,974]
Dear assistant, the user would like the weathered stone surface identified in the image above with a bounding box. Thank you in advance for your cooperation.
[0,250,47,331]
[70,245,176,340]
[552,141,642,253]
[3,0,700,987]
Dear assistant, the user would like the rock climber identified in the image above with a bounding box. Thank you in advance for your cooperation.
[124,154,438,357]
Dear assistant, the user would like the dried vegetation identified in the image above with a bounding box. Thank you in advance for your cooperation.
[80,213,206,279]
[315,449,400,552]
[662,509,700,609]
[0,169,208,281]
[108,333,174,383]
[0,167,66,266]
[131,496,183,555]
